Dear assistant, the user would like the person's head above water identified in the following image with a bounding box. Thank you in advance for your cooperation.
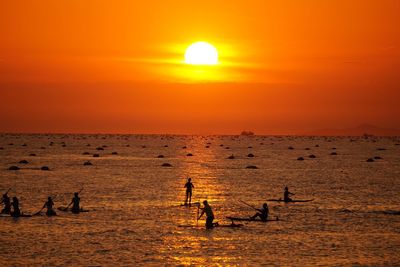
[3,193,7,198]
[285,186,288,191]
[74,192,79,197]
[48,196,52,201]
[203,200,208,205]
[188,178,191,182]
[12,196,18,201]
[263,203,268,208]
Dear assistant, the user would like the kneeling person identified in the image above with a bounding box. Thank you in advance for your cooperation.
[198,200,215,229]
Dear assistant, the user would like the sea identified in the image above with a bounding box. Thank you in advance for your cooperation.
[0,134,399,266]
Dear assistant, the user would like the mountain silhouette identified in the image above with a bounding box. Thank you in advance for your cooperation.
[307,124,400,136]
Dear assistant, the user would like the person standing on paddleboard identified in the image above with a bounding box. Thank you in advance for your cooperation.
[284,186,294,202]
[184,177,194,206]
[1,193,11,214]
[42,196,57,216]
[250,203,269,221]
[198,200,215,229]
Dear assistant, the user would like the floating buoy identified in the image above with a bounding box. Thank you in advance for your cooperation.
[29,153,36,156]
[297,157,305,161]
[93,154,100,157]
[96,147,104,151]
[19,160,29,164]
[41,166,50,171]
[227,155,235,159]
[157,155,164,158]
[246,165,258,169]
[161,163,172,167]
[8,166,20,170]
[366,158,374,162]
[186,153,193,157]
[83,161,92,166]
[309,155,316,158]
[330,152,337,155]
[247,153,255,158]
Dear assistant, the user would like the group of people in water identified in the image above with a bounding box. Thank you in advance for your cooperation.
[0,190,83,217]
[183,177,295,229]
[2,178,295,225]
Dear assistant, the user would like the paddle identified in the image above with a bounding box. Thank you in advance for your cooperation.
[62,187,84,211]
[238,199,259,211]
[33,205,45,216]
[0,188,11,204]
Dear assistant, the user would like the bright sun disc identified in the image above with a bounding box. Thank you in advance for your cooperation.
[184,42,218,65]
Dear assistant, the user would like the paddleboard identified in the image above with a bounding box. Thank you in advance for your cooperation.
[178,222,243,228]
[267,199,314,203]
[226,216,279,222]
[0,213,32,218]
[57,207,89,212]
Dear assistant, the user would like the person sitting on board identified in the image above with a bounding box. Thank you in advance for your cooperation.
[284,186,294,202]
[198,200,215,229]
[42,196,57,216]
[1,193,11,214]
[250,203,269,221]
[68,192,81,213]
[184,177,194,206]
[11,196,21,217]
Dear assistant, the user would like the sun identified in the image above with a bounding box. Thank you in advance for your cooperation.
[184,42,218,65]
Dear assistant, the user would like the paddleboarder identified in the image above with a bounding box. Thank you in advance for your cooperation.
[1,192,11,214]
[284,186,294,202]
[198,200,215,229]
[42,196,57,216]
[68,192,81,213]
[11,196,21,217]
[184,177,194,206]
[250,203,269,221]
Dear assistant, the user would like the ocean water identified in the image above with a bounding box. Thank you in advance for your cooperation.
[0,134,399,266]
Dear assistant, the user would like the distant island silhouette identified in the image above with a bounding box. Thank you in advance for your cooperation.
[307,123,400,136]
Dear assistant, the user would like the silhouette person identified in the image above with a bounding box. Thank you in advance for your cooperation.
[42,196,57,216]
[184,178,194,206]
[198,200,215,229]
[284,186,294,202]
[250,203,269,221]
[69,192,81,213]
[11,196,21,217]
[1,193,11,214]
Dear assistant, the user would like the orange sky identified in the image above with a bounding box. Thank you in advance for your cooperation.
[0,0,399,134]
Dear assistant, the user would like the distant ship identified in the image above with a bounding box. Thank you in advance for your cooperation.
[240,130,255,136]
